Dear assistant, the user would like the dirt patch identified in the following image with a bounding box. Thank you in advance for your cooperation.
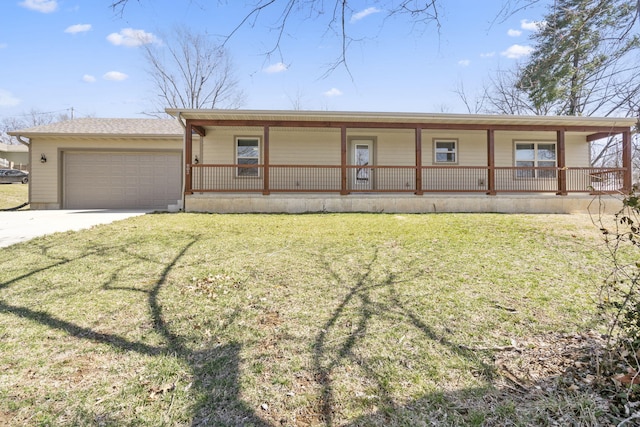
[493,331,606,392]
[483,331,639,425]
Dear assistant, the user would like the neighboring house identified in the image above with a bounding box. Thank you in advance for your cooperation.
[9,110,636,213]
[0,142,29,170]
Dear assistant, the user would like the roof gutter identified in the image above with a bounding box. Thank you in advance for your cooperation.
[175,112,186,212]
[16,135,30,146]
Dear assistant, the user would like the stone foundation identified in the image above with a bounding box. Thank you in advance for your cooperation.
[185,193,624,215]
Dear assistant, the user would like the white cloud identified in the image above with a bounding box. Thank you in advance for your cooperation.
[106,28,158,47]
[83,74,96,83]
[521,19,546,31]
[103,71,128,81]
[480,52,496,58]
[0,89,21,107]
[501,44,534,59]
[19,0,58,13]
[351,7,381,23]
[507,29,522,37]
[323,88,343,97]
[65,24,92,34]
[458,59,471,67]
[264,62,288,73]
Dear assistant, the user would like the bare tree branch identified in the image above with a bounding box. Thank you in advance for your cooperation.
[109,0,442,76]
[141,27,245,116]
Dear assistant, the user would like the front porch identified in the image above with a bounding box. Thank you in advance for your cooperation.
[168,109,636,214]
[189,164,625,194]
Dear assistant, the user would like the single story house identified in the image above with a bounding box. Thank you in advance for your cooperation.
[10,110,636,213]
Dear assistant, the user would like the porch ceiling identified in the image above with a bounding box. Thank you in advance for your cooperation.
[167,109,637,131]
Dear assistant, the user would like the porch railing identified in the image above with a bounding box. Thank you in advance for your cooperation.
[189,164,625,195]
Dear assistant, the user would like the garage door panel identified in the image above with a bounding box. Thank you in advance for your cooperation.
[64,152,181,209]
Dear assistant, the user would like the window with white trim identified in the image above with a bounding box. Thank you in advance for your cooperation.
[236,137,260,177]
[515,142,556,178]
[434,140,457,164]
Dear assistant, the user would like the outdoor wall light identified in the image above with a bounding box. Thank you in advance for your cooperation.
[40,153,47,163]
[194,156,199,164]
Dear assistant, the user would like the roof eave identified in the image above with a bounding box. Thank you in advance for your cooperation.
[165,108,638,128]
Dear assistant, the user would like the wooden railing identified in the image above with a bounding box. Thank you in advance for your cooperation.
[189,164,625,195]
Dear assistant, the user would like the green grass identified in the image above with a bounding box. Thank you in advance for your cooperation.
[0,183,28,210]
[0,212,612,426]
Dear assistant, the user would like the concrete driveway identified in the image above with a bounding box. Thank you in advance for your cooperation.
[0,209,152,248]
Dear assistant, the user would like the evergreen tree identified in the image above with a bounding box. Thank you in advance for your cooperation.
[517,0,640,116]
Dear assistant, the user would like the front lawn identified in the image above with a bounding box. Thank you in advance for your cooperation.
[0,183,28,210]
[0,213,613,425]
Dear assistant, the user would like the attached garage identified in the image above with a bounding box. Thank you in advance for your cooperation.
[8,118,184,210]
[63,151,182,209]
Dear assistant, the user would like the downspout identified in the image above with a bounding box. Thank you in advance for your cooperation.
[16,135,30,166]
[16,135,31,209]
[16,135,30,147]
[175,112,187,211]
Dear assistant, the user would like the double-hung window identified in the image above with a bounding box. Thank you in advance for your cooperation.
[434,139,458,164]
[236,137,260,177]
[515,142,556,178]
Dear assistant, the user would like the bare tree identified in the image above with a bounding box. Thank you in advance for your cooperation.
[1,109,71,144]
[483,66,557,115]
[110,1,442,72]
[142,27,245,114]
[452,80,488,114]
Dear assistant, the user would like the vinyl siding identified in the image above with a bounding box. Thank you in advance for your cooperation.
[196,126,592,193]
[30,136,181,209]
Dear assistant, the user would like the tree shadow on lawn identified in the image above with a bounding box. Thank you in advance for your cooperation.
[311,248,497,426]
[0,236,268,426]
[0,232,597,426]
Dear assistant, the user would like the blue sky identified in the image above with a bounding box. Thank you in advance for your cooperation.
[0,0,548,120]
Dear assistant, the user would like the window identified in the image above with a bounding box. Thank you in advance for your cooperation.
[515,142,556,178]
[236,137,260,177]
[434,140,457,164]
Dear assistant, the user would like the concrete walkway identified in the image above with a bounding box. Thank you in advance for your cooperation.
[0,209,151,248]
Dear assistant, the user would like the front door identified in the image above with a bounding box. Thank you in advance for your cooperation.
[351,139,373,190]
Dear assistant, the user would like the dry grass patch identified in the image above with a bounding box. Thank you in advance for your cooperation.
[0,213,617,426]
[0,183,28,210]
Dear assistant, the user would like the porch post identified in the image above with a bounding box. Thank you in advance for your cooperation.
[556,130,567,195]
[263,125,270,195]
[341,126,348,195]
[185,121,193,195]
[415,127,423,195]
[486,129,496,195]
[623,129,632,192]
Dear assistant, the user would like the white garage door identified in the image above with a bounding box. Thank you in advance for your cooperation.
[64,151,182,209]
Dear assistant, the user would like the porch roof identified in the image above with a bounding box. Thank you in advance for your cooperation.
[166,109,637,132]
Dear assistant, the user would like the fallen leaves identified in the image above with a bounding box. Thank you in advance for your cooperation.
[148,382,175,399]
[614,369,640,385]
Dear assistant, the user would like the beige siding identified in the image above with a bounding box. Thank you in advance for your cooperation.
[202,127,590,166]
[271,128,341,164]
[357,129,415,166]
[565,134,590,166]
[493,131,591,192]
[195,126,593,193]
[421,130,488,166]
[30,136,181,209]
[492,131,589,166]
